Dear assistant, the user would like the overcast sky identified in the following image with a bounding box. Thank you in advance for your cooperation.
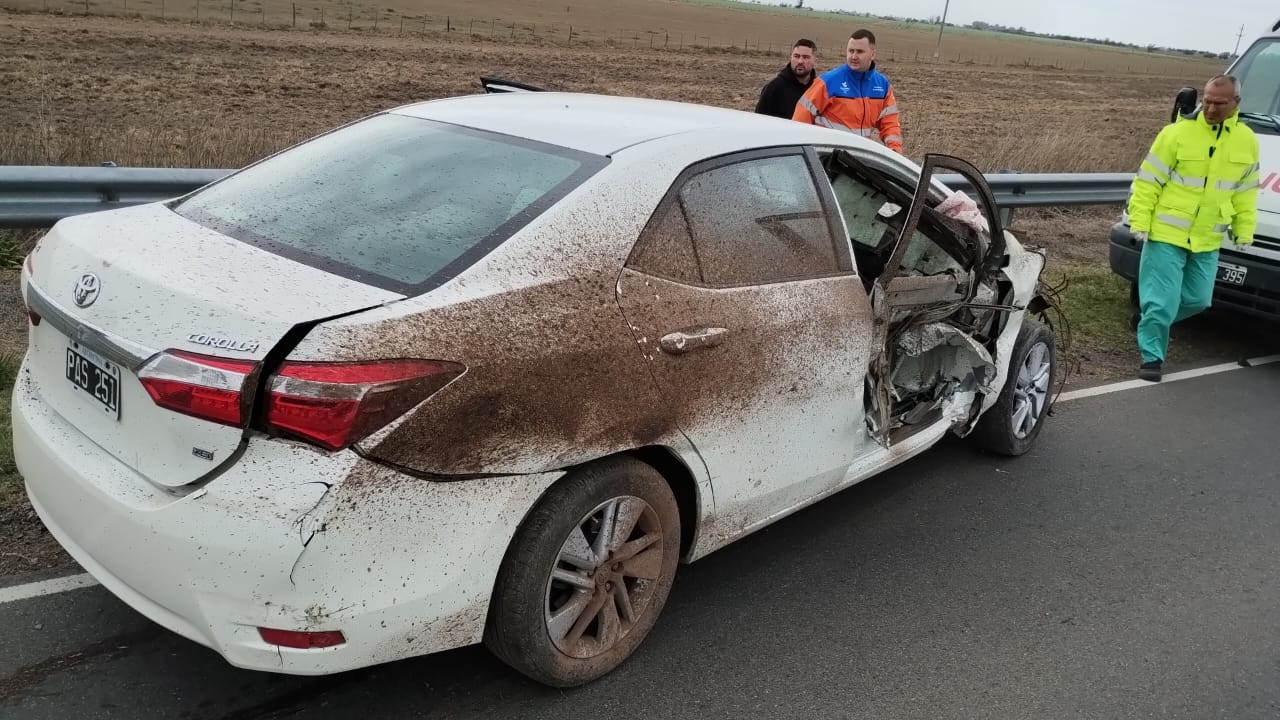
[803,0,1276,53]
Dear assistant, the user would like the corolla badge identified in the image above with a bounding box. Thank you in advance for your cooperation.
[73,273,101,308]
[187,333,261,354]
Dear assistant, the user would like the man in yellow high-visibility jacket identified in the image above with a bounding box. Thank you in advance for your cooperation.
[1128,74,1261,382]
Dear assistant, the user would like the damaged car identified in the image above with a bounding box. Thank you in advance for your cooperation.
[14,89,1055,688]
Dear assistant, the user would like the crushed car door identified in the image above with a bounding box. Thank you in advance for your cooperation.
[616,147,877,535]
[821,150,1009,447]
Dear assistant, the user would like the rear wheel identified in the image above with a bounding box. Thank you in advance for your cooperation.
[484,457,681,687]
[969,320,1056,457]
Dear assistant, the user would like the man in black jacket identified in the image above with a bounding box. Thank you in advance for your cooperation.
[754,39,818,119]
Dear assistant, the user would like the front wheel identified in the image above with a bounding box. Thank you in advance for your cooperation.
[484,457,681,687]
[969,320,1056,456]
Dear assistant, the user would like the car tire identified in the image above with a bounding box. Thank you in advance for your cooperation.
[969,320,1056,457]
[484,456,681,687]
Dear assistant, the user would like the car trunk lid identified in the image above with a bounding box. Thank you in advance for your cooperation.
[22,203,402,489]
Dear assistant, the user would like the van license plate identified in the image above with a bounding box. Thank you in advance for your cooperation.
[66,344,121,419]
[1217,262,1247,286]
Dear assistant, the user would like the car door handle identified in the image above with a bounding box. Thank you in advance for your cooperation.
[659,327,729,355]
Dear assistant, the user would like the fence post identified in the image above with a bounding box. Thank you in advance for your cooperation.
[510,22,514,39]
[82,0,88,14]
[291,2,295,26]
[195,0,199,20]
[679,32,683,50]
[229,0,234,24]
[567,25,572,45]
[373,11,378,29]
[468,17,474,34]
[446,15,450,32]
[347,5,352,29]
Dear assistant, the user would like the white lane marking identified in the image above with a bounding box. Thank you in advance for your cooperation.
[0,572,98,605]
[1057,354,1280,403]
[2,356,1277,603]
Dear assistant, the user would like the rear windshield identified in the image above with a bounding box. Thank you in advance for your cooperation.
[173,113,607,295]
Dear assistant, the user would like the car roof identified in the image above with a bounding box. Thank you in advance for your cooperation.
[390,91,862,156]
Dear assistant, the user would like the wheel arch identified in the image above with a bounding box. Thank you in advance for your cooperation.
[623,445,705,561]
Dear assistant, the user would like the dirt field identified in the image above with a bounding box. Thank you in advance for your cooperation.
[0,10,1220,175]
[1,0,1227,73]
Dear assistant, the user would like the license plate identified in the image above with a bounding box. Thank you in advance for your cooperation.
[66,344,121,419]
[1217,262,1248,286]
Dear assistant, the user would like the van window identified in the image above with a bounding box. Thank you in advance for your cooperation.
[1235,39,1280,117]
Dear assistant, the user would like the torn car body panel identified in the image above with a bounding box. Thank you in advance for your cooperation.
[834,152,1040,447]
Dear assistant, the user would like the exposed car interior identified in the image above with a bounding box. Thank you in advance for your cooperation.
[819,150,1019,446]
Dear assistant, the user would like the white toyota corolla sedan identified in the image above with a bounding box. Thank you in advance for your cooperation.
[14,88,1055,687]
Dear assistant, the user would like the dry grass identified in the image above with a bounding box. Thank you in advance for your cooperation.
[6,119,299,168]
[0,0,1226,74]
[0,11,1205,173]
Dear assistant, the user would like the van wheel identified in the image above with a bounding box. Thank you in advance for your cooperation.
[970,320,1056,457]
[485,457,681,687]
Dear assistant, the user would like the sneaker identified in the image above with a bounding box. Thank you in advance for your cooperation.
[1138,361,1163,382]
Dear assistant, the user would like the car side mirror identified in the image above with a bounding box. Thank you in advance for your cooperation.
[1172,87,1198,122]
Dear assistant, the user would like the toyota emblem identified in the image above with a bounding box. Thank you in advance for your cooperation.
[73,273,101,308]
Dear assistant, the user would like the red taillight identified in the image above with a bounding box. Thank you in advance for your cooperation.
[257,627,346,649]
[138,350,259,427]
[24,255,39,325]
[264,359,464,451]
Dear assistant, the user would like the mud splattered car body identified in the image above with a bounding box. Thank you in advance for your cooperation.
[14,91,1053,684]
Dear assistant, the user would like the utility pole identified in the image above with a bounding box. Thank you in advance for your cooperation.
[1232,24,1245,58]
[933,0,951,59]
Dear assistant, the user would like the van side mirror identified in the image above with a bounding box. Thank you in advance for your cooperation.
[1172,87,1198,122]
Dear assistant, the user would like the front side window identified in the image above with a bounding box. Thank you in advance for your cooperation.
[824,160,969,284]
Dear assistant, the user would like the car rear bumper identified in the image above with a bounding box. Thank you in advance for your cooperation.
[13,360,560,675]
[1109,222,1280,321]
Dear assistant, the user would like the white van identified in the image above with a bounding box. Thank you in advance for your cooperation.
[1110,16,1280,318]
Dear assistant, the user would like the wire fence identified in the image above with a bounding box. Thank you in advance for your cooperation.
[16,0,1221,74]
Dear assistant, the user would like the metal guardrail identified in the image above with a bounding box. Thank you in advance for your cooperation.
[0,165,1135,229]
[937,172,1134,209]
[0,166,230,229]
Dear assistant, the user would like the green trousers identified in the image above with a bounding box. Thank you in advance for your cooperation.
[1137,239,1218,364]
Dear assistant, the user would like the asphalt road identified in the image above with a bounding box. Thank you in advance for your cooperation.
[3,364,1280,720]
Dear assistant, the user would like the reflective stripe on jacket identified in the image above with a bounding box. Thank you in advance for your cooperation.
[791,63,902,153]
[1128,110,1261,252]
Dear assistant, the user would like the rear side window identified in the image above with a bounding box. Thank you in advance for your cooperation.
[174,113,606,295]
[628,153,845,287]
